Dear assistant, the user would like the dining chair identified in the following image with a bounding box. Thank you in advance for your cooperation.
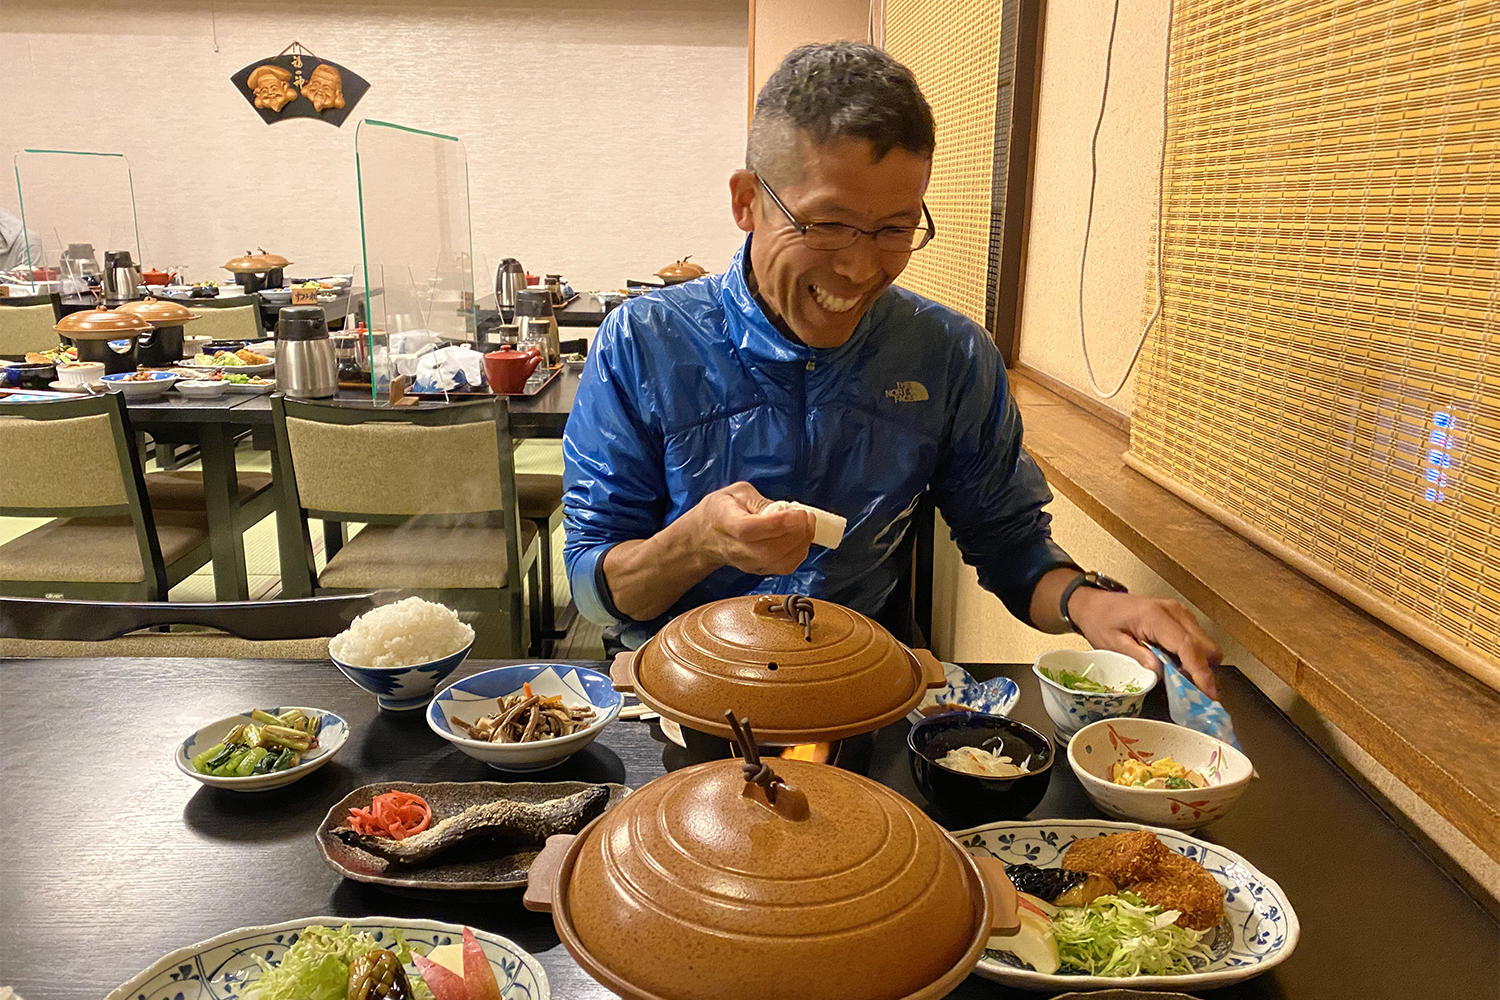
[515,471,565,655]
[0,591,383,658]
[0,294,63,355]
[0,392,277,601]
[270,394,543,658]
[186,299,262,342]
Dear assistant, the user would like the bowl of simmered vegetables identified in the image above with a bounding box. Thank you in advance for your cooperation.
[174,706,348,791]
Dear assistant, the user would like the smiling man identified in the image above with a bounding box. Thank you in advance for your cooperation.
[562,43,1221,693]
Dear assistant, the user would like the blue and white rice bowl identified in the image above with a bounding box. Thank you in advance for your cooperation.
[330,640,472,711]
[427,663,622,771]
[909,660,1021,722]
[1033,649,1158,743]
[957,818,1298,992]
[174,706,348,792]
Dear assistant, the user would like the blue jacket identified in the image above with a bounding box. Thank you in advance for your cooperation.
[562,237,1073,648]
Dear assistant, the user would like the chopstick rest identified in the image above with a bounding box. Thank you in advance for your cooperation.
[761,500,847,549]
[1147,642,1245,753]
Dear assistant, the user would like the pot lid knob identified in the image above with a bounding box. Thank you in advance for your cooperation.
[760,594,815,641]
[724,711,810,821]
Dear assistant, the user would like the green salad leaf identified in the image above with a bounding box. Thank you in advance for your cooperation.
[1051,892,1214,977]
[1041,666,1140,694]
[244,924,433,1000]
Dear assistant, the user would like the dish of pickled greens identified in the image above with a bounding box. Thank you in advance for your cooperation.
[1039,664,1142,694]
[189,708,321,777]
[175,706,348,790]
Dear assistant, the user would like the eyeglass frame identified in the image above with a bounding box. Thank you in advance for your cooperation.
[753,172,936,253]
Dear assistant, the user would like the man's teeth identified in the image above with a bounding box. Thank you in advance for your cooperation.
[811,285,860,314]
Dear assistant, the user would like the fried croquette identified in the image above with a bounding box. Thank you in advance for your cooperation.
[1061,831,1226,931]
[1130,852,1226,931]
[1061,830,1172,885]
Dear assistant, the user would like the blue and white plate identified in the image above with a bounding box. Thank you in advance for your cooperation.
[908,661,1021,723]
[174,706,348,792]
[105,916,548,1000]
[956,818,1298,992]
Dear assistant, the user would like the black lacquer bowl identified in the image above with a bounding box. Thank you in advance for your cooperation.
[908,711,1054,825]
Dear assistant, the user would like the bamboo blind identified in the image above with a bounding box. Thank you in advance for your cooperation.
[884,0,1005,326]
[1129,0,1500,691]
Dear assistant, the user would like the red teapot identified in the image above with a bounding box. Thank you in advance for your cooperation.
[484,349,542,394]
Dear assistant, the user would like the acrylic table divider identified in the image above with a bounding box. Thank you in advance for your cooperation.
[13,149,143,298]
[354,119,478,405]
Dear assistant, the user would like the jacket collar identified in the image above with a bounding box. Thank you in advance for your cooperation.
[719,235,883,367]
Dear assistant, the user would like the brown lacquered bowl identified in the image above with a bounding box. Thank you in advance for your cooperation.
[523,756,1018,1000]
[613,595,946,745]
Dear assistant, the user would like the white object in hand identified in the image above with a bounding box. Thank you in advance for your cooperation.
[762,500,847,549]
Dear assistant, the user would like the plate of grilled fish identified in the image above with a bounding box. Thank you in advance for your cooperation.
[316,779,629,891]
[955,819,1299,992]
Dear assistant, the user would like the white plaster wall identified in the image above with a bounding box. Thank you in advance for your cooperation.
[0,0,749,293]
[1015,0,1169,414]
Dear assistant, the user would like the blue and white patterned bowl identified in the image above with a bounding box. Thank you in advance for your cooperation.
[101,370,178,398]
[104,916,549,1000]
[427,663,622,771]
[330,640,472,711]
[174,706,348,792]
[956,819,1298,992]
[1033,649,1157,743]
[909,661,1021,722]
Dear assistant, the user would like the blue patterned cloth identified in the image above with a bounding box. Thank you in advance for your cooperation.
[1148,642,1243,751]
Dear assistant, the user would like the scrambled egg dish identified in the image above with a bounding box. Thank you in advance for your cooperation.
[1111,756,1209,790]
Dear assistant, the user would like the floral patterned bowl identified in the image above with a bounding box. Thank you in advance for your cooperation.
[907,661,1021,722]
[105,916,548,999]
[955,819,1298,992]
[1068,717,1254,830]
[1033,649,1157,743]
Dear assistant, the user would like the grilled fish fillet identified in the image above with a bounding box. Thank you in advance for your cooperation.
[337,785,609,864]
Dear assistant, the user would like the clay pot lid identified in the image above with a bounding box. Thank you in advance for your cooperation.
[562,753,984,1000]
[629,595,936,743]
[223,250,291,273]
[116,297,198,326]
[54,308,153,339]
[655,256,708,280]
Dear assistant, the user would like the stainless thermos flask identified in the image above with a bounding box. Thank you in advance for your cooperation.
[276,305,337,398]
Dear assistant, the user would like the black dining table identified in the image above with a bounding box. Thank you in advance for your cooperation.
[0,656,1493,999]
[101,368,582,601]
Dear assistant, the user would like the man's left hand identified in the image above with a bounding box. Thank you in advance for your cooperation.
[1064,587,1223,699]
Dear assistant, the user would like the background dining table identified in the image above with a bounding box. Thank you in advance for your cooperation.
[1,655,1494,999]
[106,368,583,601]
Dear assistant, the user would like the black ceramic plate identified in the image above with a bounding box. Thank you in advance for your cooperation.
[315,779,629,890]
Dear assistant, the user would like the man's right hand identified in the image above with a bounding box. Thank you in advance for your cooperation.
[600,482,815,622]
[689,482,816,576]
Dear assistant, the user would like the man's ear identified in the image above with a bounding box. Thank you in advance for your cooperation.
[729,170,758,234]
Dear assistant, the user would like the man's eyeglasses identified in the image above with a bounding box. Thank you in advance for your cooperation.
[755,173,936,253]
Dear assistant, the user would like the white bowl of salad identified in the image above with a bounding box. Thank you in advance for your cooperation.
[1068,717,1254,830]
[1033,649,1157,743]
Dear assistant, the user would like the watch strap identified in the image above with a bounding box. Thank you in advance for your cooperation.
[1058,571,1128,635]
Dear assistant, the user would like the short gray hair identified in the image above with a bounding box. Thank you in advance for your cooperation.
[748,42,936,184]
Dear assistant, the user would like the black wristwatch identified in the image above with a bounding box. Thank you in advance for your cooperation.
[1058,570,1128,635]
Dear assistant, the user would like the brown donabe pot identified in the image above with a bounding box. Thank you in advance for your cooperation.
[611,594,947,746]
[523,753,1020,1000]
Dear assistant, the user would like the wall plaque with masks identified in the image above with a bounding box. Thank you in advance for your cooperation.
[231,42,369,127]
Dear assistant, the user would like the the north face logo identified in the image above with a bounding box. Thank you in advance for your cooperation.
[885,381,929,402]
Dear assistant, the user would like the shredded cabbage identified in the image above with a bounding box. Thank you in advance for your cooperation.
[243,924,434,1000]
[1050,892,1214,977]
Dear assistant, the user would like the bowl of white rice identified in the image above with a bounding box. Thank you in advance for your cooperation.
[328,597,475,711]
